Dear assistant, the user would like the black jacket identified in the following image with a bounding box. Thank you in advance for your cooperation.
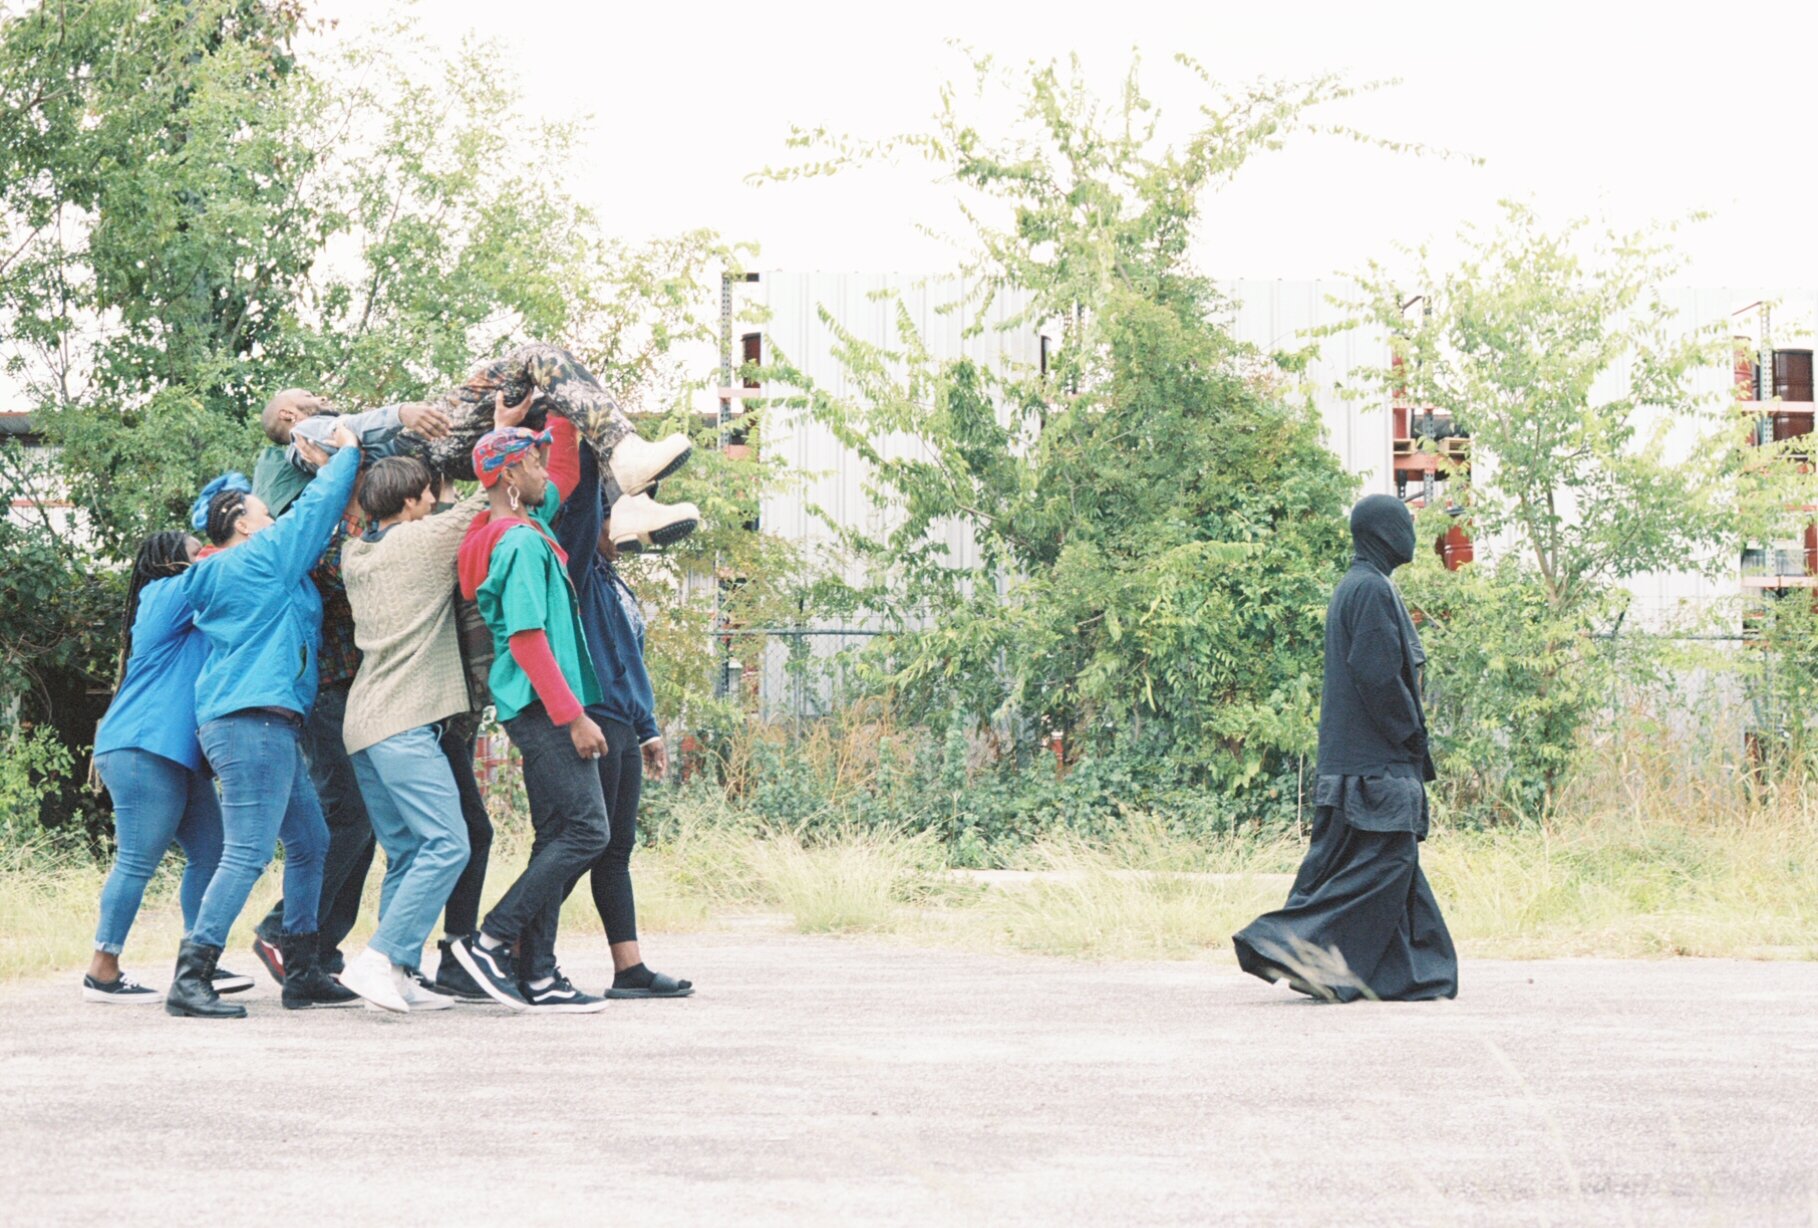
[1314,495,1436,780]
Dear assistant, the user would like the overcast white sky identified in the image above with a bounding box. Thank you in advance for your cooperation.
[318,0,1818,289]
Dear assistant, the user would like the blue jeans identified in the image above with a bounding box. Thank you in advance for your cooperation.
[255,681,376,956]
[190,712,330,949]
[92,749,224,955]
[351,724,471,969]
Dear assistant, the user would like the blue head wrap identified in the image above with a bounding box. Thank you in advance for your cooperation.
[191,472,253,533]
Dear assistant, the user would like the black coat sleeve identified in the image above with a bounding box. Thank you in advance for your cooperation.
[1343,587,1424,751]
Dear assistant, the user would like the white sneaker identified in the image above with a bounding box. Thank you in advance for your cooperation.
[608,433,692,496]
[336,947,408,1013]
[608,492,701,554]
[396,967,455,1012]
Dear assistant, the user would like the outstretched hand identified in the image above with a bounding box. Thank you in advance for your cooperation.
[400,402,454,440]
[295,436,332,469]
[494,388,537,429]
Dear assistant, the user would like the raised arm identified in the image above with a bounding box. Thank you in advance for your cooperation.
[255,443,361,588]
[390,491,490,569]
[550,418,601,589]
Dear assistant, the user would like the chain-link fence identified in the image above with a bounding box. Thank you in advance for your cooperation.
[713,628,883,725]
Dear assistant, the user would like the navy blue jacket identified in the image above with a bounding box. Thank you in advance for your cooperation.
[554,440,660,743]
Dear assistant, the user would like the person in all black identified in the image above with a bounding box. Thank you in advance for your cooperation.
[1233,494,1458,1002]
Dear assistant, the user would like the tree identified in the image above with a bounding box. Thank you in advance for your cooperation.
[1341,202,1731,818]
[0,1,783,836]
[753,54,1377,814]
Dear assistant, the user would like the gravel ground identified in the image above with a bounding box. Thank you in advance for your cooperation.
[4,934,1815,1226]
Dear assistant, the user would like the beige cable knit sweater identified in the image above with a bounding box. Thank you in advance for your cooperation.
[340,492,489,756]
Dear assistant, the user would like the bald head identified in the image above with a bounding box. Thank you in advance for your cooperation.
[262,388,325,445]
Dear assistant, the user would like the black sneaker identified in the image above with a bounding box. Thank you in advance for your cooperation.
[519,972,608,1014]
[212,966,256,995]
[81,973,161,1005]
[433,938,492,1003]
[448,934,528,1011]
[251,933,285,984]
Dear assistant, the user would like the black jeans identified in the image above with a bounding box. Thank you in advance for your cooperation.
[256,681,373,953]
[438,716,494,938]
[563,717,643,944]
[483,703,610,983]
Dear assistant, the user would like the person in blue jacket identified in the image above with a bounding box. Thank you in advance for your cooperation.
[163,424,365,1019]
[84,530,255,1004]
[549,418,693,999]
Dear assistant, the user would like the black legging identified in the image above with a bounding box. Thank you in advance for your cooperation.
[438,717,494,939]
[563,716,642,944]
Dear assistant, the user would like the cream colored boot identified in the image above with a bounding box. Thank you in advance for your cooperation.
[608,433,692,496]
[609,492,701,554]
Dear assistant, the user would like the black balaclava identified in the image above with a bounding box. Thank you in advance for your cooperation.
[1351,494,1417,575]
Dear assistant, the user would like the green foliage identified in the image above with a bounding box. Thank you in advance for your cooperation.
[1343,203,1732,818]
[755,53,1360,799]
[0,2,786,837]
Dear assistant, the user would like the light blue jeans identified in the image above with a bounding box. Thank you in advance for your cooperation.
[351,724,471,969]
[190,711,329,949]
[92,749,224,955]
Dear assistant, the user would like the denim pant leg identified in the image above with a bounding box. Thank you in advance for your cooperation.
[356,726,471,968]
[171,767,225,932]
[93,750,190,956]
[307,683,374,949]
[253,683,373,950]
[481,704,609,981]
[191,715,308,950]
[438,720,493,939]
[276,737,331,937]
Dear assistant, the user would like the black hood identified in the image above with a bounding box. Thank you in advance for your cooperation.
[1351,494,1416,574]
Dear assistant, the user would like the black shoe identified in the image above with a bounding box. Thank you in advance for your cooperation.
[82,973,162,1005]
[433,938,492,1003]
[165,941,248,1019]
[320,947,346,977]
[448,934,528,1010]
[520,972,608,1014]
[279,932,361,1010]
[251,933,286,984]
[212,966,256,995]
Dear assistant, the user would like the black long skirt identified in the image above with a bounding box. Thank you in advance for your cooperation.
[1232,806,1458,1002]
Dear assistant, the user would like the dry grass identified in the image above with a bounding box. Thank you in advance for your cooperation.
[4,753,1815,982]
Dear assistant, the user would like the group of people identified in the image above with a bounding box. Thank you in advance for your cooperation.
[86,342,700,1017]
[83,333,1458,1010]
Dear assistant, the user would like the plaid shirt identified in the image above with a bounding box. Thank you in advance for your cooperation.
[313,518,363,688]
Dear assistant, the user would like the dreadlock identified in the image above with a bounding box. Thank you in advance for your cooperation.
[205,488,250,547]
[117,530,194,679]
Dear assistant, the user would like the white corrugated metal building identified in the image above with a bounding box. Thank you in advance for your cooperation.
[722,272,1817,715]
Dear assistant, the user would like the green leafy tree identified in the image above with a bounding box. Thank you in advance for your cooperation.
[1341,202,1731,818]
[753,54,1377,814]
[0,1,784,834]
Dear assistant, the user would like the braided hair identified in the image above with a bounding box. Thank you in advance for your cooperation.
[117,530,195,677]
[204,487,251,547]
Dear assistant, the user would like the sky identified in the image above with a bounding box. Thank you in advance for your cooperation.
[317,0,1818,290]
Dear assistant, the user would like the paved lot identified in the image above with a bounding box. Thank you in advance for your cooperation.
[4,934,1816,1226]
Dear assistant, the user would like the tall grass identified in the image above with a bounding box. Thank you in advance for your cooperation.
[4,731,1814,982]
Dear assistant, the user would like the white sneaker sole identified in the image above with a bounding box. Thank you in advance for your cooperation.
[524,998,611,1014]
[402,993,456,1012]
[81,986,162,1005]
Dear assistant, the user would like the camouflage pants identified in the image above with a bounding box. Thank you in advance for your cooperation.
[413,342,635,482]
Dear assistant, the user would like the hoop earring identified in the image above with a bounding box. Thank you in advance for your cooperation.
[508,486,520,512]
